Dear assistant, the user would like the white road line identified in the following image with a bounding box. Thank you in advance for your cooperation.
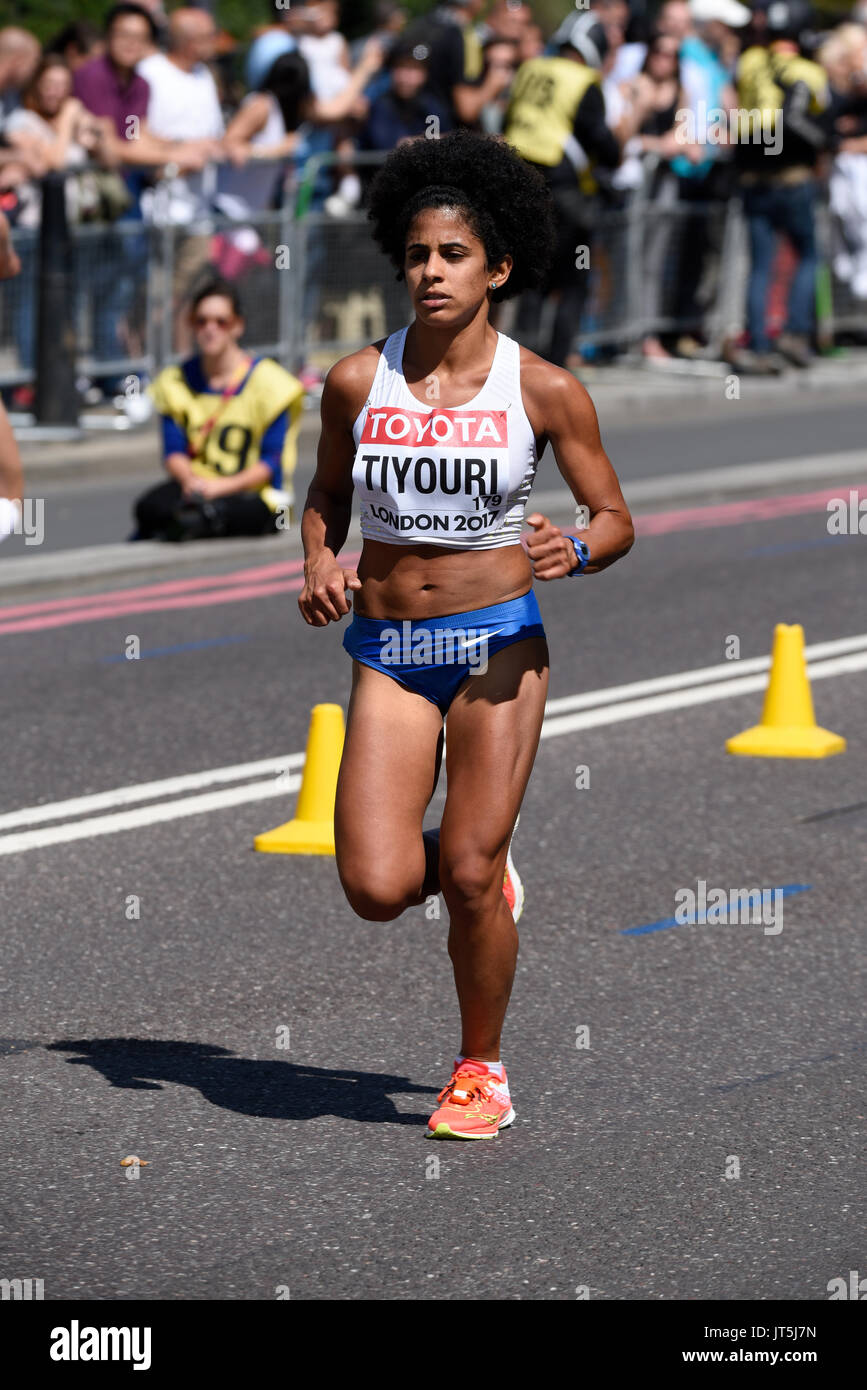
[0,775,301,856]
[0,753,305,831]
[1,639,865,856]
[620,450,867,503]
[539,650,867,740]
[507,453,867,518]
[544,632,867,715]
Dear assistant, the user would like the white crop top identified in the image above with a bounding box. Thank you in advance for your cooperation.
[350,325,539,549]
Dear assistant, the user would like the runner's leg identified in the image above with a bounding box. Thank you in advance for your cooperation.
[335,660,445,922]
[437,636,549,1061]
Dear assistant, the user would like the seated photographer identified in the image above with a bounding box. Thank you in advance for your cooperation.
[133,279,304,542]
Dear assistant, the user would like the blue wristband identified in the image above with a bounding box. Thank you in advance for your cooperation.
[566,535,590,575]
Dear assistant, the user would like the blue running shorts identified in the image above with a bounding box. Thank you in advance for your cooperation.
[342,589,546,715]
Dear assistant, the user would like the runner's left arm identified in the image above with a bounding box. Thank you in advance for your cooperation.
[521,364,634,580]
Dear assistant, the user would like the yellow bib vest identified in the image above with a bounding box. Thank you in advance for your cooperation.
[462,25,484,82]
[148,357,304,513]
[735,45,828,147]
[504,56,602,193]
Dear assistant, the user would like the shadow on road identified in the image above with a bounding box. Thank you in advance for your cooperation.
[46,1038,435,1126]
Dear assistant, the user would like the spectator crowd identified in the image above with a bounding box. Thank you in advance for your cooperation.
[1,0,867,406]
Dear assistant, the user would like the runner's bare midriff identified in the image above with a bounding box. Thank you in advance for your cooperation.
[353,538,534,620]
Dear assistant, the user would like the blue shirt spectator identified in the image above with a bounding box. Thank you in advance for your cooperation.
[359,41,453,149]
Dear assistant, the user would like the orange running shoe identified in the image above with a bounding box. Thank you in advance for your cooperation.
[427,1059,515,1139]
[502,815,523,923]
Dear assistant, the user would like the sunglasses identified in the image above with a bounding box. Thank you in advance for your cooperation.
[194,314,233,328]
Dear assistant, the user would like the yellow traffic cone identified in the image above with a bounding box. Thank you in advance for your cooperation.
[255,703,345,853]
[726,623,845,758]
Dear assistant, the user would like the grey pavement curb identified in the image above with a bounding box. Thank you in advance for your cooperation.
[15,354,867,483]
[2,450,863,596]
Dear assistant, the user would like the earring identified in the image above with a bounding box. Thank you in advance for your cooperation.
[489,281,497,290]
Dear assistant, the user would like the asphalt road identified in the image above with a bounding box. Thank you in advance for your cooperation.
[5,389,867,557]
[0,434,864,1299]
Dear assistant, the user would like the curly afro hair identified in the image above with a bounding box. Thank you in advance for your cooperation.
[366,128,555,302]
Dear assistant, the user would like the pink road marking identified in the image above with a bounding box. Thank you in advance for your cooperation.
[0,549,363,631]
[0,485,860,636]
[0,557,308,620]
[633,485,863,536]
[0,577,308,635]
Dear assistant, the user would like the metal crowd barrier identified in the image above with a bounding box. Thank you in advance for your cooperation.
[2,149,866,431]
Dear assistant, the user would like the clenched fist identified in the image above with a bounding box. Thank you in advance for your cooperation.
[298,553,362,626]
[521,513,581,581]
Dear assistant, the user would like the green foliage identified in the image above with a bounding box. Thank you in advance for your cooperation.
[0,0,107,44]
[214,0,276,43]
[355,0,573,33]
[0,0,279,46]
[0,0,576,50]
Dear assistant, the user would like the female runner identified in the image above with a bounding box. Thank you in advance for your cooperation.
[298,129,634,1139]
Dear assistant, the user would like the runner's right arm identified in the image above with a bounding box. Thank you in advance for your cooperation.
[298,352,375,626]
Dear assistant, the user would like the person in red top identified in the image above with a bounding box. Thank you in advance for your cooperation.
[73,3,210,171]
[0,209,24,546]
[72,3,219,401]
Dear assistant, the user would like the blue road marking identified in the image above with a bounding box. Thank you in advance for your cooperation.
[101,635,251,663]
[622,883,812,936]
[745,535,855,559]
